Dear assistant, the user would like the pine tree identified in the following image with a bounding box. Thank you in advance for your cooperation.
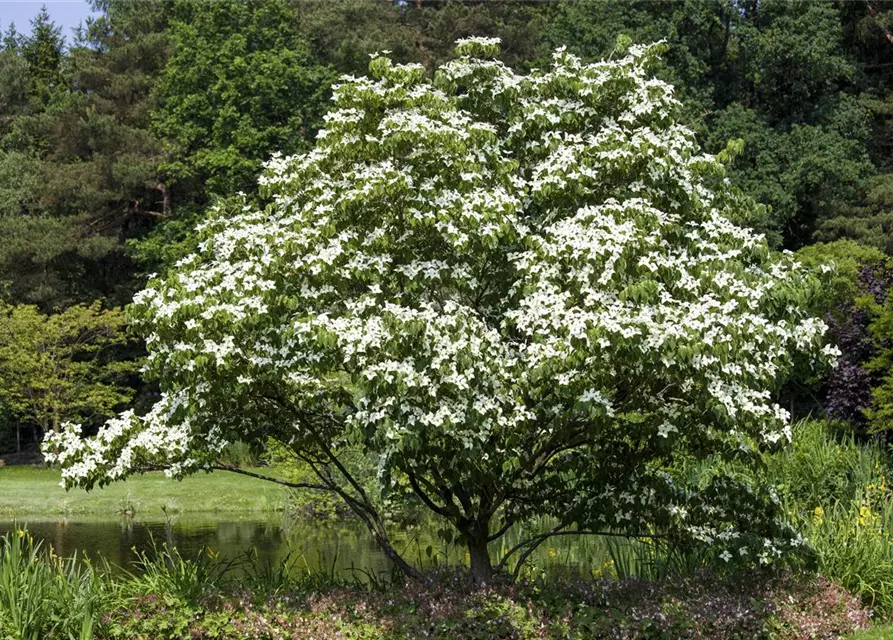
[22,6,64,105]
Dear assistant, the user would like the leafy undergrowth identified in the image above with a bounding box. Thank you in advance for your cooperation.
[99,571,871,640]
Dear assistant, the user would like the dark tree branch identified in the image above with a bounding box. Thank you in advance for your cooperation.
[408,472,460,519]
[249,394,424,580]
[495,522,568,574]
[291,446,426,582]
[487,516,515,542]
[528,435,596,480]
[429,466,469,519]
[496,525,666,579]
[511,528,564,582]
[211,464,331,491]
[453,481,474,516]
[154,182,171,217]
[300,415,375,508]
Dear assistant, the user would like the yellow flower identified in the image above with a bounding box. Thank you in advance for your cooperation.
[813,506,825,524]
[858,504,873,527]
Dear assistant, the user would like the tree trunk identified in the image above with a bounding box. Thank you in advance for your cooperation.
[370,528,425,581]
[467,534,493,584]
[334,489,425,581]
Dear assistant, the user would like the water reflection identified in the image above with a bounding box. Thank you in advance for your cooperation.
[0,516,615,580]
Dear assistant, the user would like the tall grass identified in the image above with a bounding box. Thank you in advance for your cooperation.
[0,530,376,640]
[604,537,714,581]
[0,528,106,640]
[123,538,232,605]
[764,420,884,509]
[765,420,893,616]
[804,490,893,614]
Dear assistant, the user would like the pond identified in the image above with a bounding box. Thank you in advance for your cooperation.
[0,515,622,581]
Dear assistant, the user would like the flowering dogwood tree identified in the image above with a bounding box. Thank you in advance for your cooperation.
[45,38,837,583]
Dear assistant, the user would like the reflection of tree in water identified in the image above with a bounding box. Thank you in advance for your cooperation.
[0,516,619,579]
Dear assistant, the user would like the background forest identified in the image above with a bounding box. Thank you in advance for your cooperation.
[2,0,893,453]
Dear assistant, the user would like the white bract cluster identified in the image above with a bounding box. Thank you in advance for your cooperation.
[45,39,836,563]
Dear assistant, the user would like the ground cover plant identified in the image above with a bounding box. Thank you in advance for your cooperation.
[44,37,836,585]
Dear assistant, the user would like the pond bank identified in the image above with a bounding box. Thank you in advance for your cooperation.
[0,522,884,639]
[0,516,444,579]
[0,526,875,640]
[0,465,290,517]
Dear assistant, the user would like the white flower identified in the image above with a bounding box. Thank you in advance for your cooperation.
[657,422,678,438]
[43,38,833,570]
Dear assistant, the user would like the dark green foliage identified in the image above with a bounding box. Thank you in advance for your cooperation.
[0,0,170,309]
[154,0,335,200]
[460,0,873,249]
[817,1,893,251]
[707,101,872,248]
[533,1,719,117]
[21,7,65,106]
[3,0,892,286]
[129,0,336,273]
[296,0,546,74]
[334,0,878,251]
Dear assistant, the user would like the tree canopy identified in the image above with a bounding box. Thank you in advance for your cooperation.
[0,302,137,448]
[45,39,835,582]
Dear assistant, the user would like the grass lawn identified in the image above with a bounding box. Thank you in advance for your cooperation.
[0,465,290,517]
[850,626,893,639]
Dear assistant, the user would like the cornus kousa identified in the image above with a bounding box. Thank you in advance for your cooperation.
[44,37,838,583]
